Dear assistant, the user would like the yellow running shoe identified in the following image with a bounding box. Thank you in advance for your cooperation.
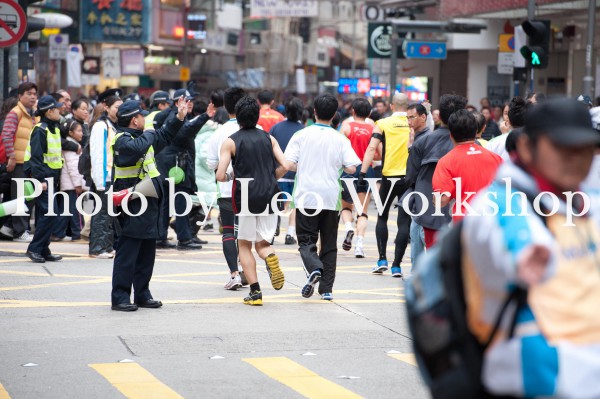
[243,290,263,306]
[265,253,285,290]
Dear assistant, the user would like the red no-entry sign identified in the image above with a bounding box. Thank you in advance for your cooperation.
[0,0,27,48]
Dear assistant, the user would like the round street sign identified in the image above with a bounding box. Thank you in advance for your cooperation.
[0,0,27,48]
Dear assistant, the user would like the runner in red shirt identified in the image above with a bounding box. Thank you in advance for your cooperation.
[340,98,376,258]
[432,109,503,226]
[257,90,284,133]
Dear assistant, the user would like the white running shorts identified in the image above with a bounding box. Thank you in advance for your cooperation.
[237,213,278,242]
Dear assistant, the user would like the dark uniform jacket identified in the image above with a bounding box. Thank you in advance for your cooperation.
[155,111,210,192]
[404,126,453,230]
[25,117,62,185]
[112,112,183,239]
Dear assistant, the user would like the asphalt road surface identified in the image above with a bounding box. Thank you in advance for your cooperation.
[0,211,429,399]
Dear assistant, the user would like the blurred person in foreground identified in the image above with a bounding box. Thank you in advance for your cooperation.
[462,98,600,397]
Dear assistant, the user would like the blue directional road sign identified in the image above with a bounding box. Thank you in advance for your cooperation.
[403,41,447,60]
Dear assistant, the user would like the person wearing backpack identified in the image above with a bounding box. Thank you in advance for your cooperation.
[460,98,600,397]
[89,89,122,259]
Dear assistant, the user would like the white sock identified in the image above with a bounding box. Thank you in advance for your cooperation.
[345,222,353,232]
[288,226,296,236]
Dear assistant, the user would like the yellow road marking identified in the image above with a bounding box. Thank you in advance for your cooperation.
[0,269,49,276]
[0,298,404,308]
[0,278,109,292]
[243,357,364,399]
[0,383,11,399]
[90,363,184,399]
[388,353,418,366]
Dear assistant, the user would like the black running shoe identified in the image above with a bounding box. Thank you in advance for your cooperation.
[342,230,354,251]
[285,234,297,245]
[301,270,321,298]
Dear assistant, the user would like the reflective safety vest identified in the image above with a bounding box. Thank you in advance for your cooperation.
[111,132,160,180]
[144,110,160,130]
[24,122,63,169]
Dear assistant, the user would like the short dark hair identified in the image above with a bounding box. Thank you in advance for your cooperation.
[257,90,275,105]
[507,96,527,128]
[439,94,468,125]
[471,110,486,133]
[235,96,260,129]
[285,97,304,121]
[72,97,89,112]
[373,98,386,106]
[18,82,37,96]
[505,127,524,154]
[51,92,64,102]
[407,103,427,116]
[223,87,246,115]
[448,109,477,143]
[117,114,135,128]
[370,110,382,122]
[210,90,224,108]
[194,99,208,115]
[351,98,372,118]
[313,94,338,121]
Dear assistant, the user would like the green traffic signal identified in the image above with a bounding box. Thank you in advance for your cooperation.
[521,19,550,69]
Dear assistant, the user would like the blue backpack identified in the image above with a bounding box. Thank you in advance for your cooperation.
[406,221,527,399]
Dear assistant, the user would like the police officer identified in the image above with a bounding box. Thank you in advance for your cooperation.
[156,89,215,250]
[110,97,189,312]
[24,96,65,263]
[145,90,171,130]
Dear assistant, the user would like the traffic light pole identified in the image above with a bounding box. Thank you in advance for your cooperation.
[527,0,535,93]
[583,0,596,98]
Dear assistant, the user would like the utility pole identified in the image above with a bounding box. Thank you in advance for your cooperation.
[389,23,398,104]
[583,0,596,98]
[351,0,356,75]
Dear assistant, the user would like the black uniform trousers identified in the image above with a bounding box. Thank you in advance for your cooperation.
[159,183,194,242]
[111,236,156,306]
[296,209,339,294]
[375,175,411,266]
[174,189,193,241]
[27,189,58,256]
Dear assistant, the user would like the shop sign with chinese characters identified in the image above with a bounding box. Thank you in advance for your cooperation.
[80,0,150,44]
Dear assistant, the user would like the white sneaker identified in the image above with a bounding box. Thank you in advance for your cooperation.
[355,244,365,258]
[13,231,32,242]
[224,275,242,290]
[90,251,113,259]
[0,225,14,238]
[355,237,364,258]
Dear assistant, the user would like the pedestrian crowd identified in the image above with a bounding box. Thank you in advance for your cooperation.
[1,81,600,396]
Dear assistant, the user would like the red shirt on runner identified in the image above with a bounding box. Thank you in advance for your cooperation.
[347,121,374,161]
[432,142,503,222]
[259,108,285,133]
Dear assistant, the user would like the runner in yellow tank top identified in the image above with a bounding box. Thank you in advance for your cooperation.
[375,112,411,176]
[358,93,412,277]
